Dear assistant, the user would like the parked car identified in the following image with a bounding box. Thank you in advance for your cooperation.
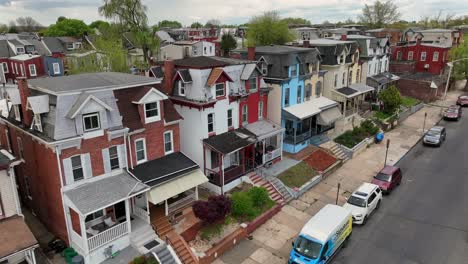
[343,183,382,225]
[443,105,462,120]
[371,166,402,194]
[456,95,468,106]
[423,126,446,147]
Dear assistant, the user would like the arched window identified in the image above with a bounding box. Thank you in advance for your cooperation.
[316,81,322,97]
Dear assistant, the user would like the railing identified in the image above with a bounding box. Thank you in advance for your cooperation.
[206,165,244,186]
[168,191,196,215]
[133,206,148,222]
[87,221,128,251]
[263,148,281,163]
[284,130,312,145]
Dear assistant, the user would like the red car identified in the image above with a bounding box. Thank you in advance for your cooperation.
[457,95,468,106]
[443,105,462,120]
[371,166,402,194]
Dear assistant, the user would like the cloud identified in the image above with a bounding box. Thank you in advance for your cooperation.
[0,0,467,26]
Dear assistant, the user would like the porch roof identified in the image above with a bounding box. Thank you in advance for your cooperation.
[368,73,400,86]
[335,83,375,98]
[283,96,339,120]
[244,119,285,140]
[203,128,256,155]
[63,172,149,216]
[317,106,342,125]
[0,216,38,259]
[130,152,199,187]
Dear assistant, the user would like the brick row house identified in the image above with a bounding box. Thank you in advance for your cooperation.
[155,56,283,194]
[0,72,206,263]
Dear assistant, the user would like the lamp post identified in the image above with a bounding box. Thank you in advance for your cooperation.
[336,183,341,205]
[444,58,468,99]
[423,112,427,134]
[384,139,390,166]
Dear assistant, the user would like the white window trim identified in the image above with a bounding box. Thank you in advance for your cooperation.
[207,113,215,133]
[408,51,414,61]
[433,52,439,62]
[31,114,43,132]
[2,62,8,73]
[13,105,21,122]
[144,101,161,123]
[227,109,233,128]
[215,83,225,97]
[52,62,60,74]
[242,105,248,124]
[20,64,24,76]
[178,81,186,96]
[163,130,174,155]
[70,155,84,182]
[249,77,258,92]
[135,138,147,164]
[421,52,427,61]
[29,64,37,77]
[258,101,264,120]
[108,146,120,170]
[82,112,101,132]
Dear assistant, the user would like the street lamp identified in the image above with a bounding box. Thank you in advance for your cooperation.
[444,58,468,99]
[384,139,390,166]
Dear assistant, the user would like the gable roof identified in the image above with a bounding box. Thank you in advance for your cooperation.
[0,216,38,259]
[206,67,233,87]
[163,99,183,123]
[149,66,164,78]
[5,88,21,105]
[240,63,258,81]
[132,86,168,104]
[175,69,193,83]
[0,40,15,58]
[42,37,66,53]
[66,93,113,118]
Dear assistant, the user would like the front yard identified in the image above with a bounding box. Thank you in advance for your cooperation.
[402,96,421,108]
[277,162,318,188]
[334,120,379,148]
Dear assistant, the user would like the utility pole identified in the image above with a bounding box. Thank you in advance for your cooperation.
[384,139,390,166]
[336,183,341,205]
[423,112,428,134]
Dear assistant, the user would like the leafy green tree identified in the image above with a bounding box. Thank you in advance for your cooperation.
[378,85,403,114]
[190,22,203,28]
[246,11,294,46]
[205,19,221,28]
[57,16,67,23]
[281,17,311,26]
[359,0,401,29]
[220,33,237,56]
[0,24,8,33]
[158,20,182,28]
[450,35,468,89]
[42,18,91,37]
[89,20,110,29]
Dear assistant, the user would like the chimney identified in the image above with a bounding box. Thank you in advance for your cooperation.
[416,37,421,46]
[163,60,175,94]
[303,40,310,48]
[247,46,256,61]
[340,34,347,41]
[17,77,33,127]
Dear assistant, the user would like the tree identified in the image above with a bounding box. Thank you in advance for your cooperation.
[193,195,232,224]
[42,18,91,37]
[359,0,401,29]
[246,11,295,46]
[205,19,221,28]
[57,16,67,23]
[378,85,403,114]
[89,20,110,29]
[220,33,237,56]
[450,35,468,90]
[281,17,311,26]
[191,22,203,28]
[8,21,18,33]
[157,20,182,28]
[0,24,8,33]
[16,17,42,32]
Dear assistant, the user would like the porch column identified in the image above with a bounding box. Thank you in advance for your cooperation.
[165,199,169,216]
[202,145,206,176]
[242,149,246,173]
[145,193,150,224]
[195,186,199,200]
[262,139,266,164]
[343,100,347,117]
[280,133,284,160]
[79,214,89,253]
[125,199,131,232]
[220,153,224,194]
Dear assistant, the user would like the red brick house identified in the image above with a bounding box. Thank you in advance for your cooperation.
[0,72,197,263]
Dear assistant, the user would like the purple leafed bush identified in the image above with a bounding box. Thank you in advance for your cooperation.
[193,195,232,224]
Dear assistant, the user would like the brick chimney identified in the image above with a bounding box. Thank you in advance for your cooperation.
[247,46,256,61]
[303,40,310,48]
[163,60,175,94]
[17,77,33,127]
[340,34,347,41]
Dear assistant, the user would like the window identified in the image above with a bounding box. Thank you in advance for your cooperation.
[284,87,290,106]
[290,65,297,77]
[23,175,32,199]
[215,83,225,97]
[85,210,104,222]
[378,62,382,73]
[1,62,7,73]
[17,137,24,159]
[396,51,402,61]
[16,47,25,54]
[29,64,37,77]
[71,156,84,181]
[164,131,174,154]
[66,43,74,50]
[316,81,322,97]
[376,188,381,194]
[342,72,346,85]
[421,52,427,61]
[356,69,361,83]
[242,105,248,124]
[249,77,257,92]
[178,81,186,96]
[52,63,60,74]
[408,51,414,61]
[297,85,302,103]
[32,114,42,132]
[334,74,338,87]
[368,64,372,75]
[210,150,219,168]
[348,70,353,84]
[305,84,312,100]
[144,102,159,121]
[207,113,215,133]
[20,64,24,76]
[204,47,207,54]
[258,101,263,119]
[227,109,233,127]
[135,139,147,164]
[14,63,18,75]
[108,146,119,170]
[368,193,377,205]
[433,51,439,62]
[261,63,268,75]
[83,113,100,132]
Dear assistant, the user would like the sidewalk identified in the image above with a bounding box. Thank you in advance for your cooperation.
[215,90,463,264]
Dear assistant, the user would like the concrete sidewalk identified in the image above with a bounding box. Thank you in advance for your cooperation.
[215,90,464,264]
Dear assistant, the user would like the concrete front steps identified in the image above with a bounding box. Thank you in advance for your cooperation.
[130,222,159,254]
[329,143,350,162]
[166,231,198,264]
[152,243,179,264]
[249,174,286,205]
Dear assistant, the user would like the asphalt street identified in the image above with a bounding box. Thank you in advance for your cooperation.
[333,112,468,264]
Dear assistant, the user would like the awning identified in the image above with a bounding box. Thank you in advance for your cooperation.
[317,106,342,125]
[283,96,338,120]
[147,169,208,205]
[335,83,375,99]
[203,128,256,155]
[244,119,284,141]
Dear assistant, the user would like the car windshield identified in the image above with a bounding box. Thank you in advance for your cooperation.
[446,109,457,113]
[426,130,440,137]
[375,173,391,182]
[347,195,366,207]
[460,96,468,99]
[293,236,322,259]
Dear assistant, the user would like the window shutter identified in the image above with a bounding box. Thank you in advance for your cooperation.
[82,153,93,179]
[102,148,111,174]
[62,158,74,185]
[118,144,127,169]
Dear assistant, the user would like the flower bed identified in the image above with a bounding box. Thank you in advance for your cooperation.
[335,120,379,149]
[304,149,338,172]
[277,162,318,188]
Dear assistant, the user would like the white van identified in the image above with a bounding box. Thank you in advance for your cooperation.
[289,204,352,264]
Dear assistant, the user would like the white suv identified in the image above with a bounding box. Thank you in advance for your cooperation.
[343,183,382,225]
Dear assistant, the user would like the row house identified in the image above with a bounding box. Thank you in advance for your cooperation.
[0,149,39,264]
[366,28,403,46]
[403,28,462,47]
[156,56,283,194]
[239,45,340,153]
[158,40,216,61]
[0,73,198,263]
[309,39,375,120]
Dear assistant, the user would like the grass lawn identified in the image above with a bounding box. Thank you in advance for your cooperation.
[278,162,318,188]
[374,110,395,120]
[402,96,421,108]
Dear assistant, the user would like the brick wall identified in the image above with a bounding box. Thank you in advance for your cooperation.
[396,79,440,103]
[389,61,415,74]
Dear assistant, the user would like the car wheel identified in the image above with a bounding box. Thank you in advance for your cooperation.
[362,216,368,225]
[376,200,381,210]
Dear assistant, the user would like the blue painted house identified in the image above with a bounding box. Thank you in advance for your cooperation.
[240,46,342,153]
[43,56,64,77]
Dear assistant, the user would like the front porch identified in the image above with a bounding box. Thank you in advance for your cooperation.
[244,119,285,165]
[334,83,376,117]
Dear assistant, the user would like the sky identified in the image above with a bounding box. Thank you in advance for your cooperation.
[0,0,468,27]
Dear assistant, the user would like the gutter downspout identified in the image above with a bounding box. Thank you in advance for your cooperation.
[127,132,134,170]
[8,160,23,217]
[55,145,72,246]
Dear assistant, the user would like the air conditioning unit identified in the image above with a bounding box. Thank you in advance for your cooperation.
[424,64,430,69]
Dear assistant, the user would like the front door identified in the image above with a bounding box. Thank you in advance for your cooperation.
[114,201,126,222]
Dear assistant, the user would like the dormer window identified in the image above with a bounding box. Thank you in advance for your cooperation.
[261,63,268,75]
[29,64,37,77]
[249,77,257,92]
[178,81,186,96]
[215,83,225,97]
[16,47,25,54]
[66,43,74,50]
[144,102,160,122]
[83,112,100,132]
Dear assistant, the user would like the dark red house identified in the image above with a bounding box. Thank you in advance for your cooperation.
[8,54,45,80]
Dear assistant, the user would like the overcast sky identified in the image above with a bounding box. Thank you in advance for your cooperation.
[1,0,468,26]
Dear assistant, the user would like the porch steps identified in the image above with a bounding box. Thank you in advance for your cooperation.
[153,243,178,264]
[329,143,350,162]
[152,216,174,238]
[269,177,294,203]
[167,231,198,264]
[130,222,159,254]
[249,174,286,205]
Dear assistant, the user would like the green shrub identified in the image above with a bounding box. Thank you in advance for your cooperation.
[248,187,270,207]
[361,120,379,135]
[200,223,223,240]
[231,192,256,220]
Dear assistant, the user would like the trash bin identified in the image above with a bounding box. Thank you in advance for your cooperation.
[71,255,84,264]
[375,132,384,143]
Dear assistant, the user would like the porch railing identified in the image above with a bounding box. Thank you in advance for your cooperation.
[168,190,196,215]
[87,221,128,251]
[206,165,244,186]
[133,206,148,222]
[263,148,281,163]
[284,130,312,145]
